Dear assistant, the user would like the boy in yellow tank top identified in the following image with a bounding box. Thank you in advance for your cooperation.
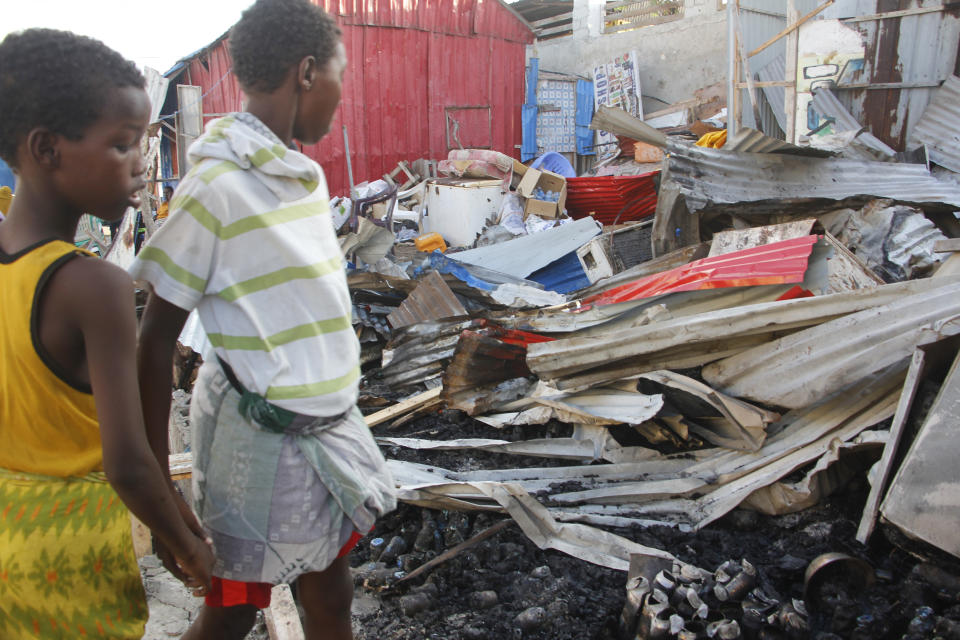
[0,29,214,639]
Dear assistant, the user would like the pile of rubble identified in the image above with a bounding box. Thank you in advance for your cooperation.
[313,75,960,639]
[159,76,960,639]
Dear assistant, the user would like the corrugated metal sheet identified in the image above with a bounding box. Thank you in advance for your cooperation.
[387,271,469,329]
[725,127,834,156]
[582,235,818,306]
[756,54,788,135]
[741,2,960,150]
[528,251,592,295]
[810,87,895,156]
[449,216,601,278]
[168,0,532,198]
[702,279,960,409]
[664,140,960,214]
[565,173,659,225]
[909,74,960,173]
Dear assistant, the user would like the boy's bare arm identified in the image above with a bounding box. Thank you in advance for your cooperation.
[53,257,213,591]
[136,291,190,477]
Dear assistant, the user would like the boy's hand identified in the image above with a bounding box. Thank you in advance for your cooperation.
[157,489,214,594]
[174,534,215,597]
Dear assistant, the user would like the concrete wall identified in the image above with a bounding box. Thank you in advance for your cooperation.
[528,0,728,114]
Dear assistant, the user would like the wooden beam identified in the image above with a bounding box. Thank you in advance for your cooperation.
[747,0,834,58]
[785,0,799,143]
[735,80,793,88]
[842,5,947,23]
[836,81,943,90]
[934,238,960,253]
[264,584,305,640]
[366,387,443,428]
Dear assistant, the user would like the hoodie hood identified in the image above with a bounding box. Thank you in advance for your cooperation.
[187,113,321,202]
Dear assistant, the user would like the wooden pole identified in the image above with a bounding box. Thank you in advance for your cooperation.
[784,0,799,143]
[747,0,834,58]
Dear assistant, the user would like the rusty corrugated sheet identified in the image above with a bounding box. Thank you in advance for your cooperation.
[172,0,532,198]
[908,74,960,173]
[387,271,469,330]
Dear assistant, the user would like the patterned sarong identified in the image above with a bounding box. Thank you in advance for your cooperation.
[191,359,395,585]
[0,468,147,639]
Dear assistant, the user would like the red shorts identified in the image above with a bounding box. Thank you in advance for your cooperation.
[205,530,365,609]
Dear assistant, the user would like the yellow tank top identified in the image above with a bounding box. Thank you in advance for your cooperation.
[0,239,103,476]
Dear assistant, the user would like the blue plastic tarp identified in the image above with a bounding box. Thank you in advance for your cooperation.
[576,80,595,156]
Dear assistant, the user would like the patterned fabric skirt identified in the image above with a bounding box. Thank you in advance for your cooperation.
[0,468,148,639]
[190,360,396,585]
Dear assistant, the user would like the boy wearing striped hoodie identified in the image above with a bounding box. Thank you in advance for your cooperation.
[132,2,396,638]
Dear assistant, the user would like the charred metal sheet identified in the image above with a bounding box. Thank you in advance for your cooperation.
[387,270,469,330]
[664,141,960,214]
[379,319,472,388]
[638,371,779,452]
[442,330,533,415]
[448,217,601,279]
[810,88,896,157]
[881,349,960,559]
[526,277,951,389]
[702,279,960,409]
[909,74,960,173]
[725,128,835,157]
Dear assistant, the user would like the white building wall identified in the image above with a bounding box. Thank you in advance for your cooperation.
[529,0,728,113]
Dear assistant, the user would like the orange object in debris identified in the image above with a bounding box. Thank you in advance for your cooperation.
[633,141,664,163]
[414,232,447,253]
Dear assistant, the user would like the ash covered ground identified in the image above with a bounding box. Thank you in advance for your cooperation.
[349,406,960,640]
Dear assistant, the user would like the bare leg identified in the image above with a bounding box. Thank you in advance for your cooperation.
[181,604,258,640]
[297,556,354,640]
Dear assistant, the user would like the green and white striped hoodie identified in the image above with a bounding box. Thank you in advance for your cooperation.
[130,113,360,416]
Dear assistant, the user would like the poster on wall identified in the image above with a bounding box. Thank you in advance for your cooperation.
[593,51,643,157]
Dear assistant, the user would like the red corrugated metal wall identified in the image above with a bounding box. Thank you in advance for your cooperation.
[177,0,531,197]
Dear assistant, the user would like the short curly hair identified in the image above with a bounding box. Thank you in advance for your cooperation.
[0,29,145,168]
[229,0,342,94]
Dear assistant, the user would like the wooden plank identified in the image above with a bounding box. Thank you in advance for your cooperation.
[735,80,793,88]
[842,5,945,23]
[934,238,960,253]
[169,451,193,481]
[747,0,834,58]
[785,0,799,143]
[604,13,682,34]
[365,387,443,427]
[603,0,681,13]
[529,11,573,28]
[264,583,305,640]
[130,515,153,558]
[855,348,929,544]
[837,81,943,90]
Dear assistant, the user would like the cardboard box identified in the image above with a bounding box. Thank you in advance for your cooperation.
[512,160,567,219]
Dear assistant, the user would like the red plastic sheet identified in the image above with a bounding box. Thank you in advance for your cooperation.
[582,235,819,307]
[565,172,659,225]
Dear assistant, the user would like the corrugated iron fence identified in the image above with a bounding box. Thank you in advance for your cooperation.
[175,0,533,197]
